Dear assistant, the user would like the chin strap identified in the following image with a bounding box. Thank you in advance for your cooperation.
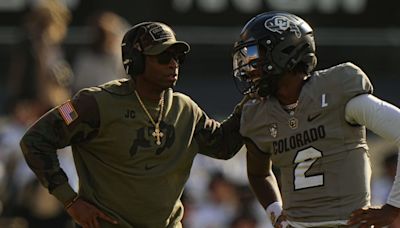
[257,74,280,97]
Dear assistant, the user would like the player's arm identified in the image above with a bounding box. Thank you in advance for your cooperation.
[245,138,284,226]
[345,94,400,227]
[194,96,250,160]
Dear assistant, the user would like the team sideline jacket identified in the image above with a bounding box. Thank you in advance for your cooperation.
[20,79,243,227]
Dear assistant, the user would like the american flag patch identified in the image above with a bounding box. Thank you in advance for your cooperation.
[58,100,78,125]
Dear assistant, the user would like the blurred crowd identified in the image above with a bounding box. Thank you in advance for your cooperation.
[0,1,127,227]
[0,0,398,228]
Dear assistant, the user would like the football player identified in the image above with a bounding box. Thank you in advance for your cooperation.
[233,11,400,227]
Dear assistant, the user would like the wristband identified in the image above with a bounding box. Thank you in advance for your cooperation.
[266,201,283,225]
[387,148,400,208]
[64,195,79,209]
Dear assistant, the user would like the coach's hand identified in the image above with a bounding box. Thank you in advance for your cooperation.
[347,204,400,228]
[66,198,118,228]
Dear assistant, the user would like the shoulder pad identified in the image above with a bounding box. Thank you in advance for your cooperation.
[314,62,373,95]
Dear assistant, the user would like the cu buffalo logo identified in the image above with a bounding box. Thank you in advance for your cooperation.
[264,16,301,38]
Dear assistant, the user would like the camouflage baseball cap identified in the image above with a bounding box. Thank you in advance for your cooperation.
[136,22,190,55]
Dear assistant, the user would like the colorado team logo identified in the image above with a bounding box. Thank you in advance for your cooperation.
[264,16,301,38]
[268,123,278,138]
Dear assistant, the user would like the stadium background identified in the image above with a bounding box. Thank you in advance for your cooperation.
[0,0,399,227]
[1,0,400,115]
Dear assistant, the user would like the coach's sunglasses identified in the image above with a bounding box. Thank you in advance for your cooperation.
[156,50,186,65]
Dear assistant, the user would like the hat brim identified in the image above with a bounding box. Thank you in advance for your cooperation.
[143,41,190,55]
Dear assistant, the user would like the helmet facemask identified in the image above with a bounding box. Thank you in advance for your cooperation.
[232,40,281,97]
[233,42,260,95]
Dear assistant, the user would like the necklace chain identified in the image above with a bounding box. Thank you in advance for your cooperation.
[134,90,165,145]
[284,101,299,110]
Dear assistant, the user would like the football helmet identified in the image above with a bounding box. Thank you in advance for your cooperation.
[232,11,317,97]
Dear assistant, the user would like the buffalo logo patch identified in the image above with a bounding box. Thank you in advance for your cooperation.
[268,123,278,138]
[264,15,301,38]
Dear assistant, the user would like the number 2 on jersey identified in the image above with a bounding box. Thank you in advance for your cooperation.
[294,147,324,190]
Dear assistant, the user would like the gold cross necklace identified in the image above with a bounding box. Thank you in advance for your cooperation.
[134,90,165,145]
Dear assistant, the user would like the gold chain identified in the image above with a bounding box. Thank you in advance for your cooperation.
[134,90,165,145]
